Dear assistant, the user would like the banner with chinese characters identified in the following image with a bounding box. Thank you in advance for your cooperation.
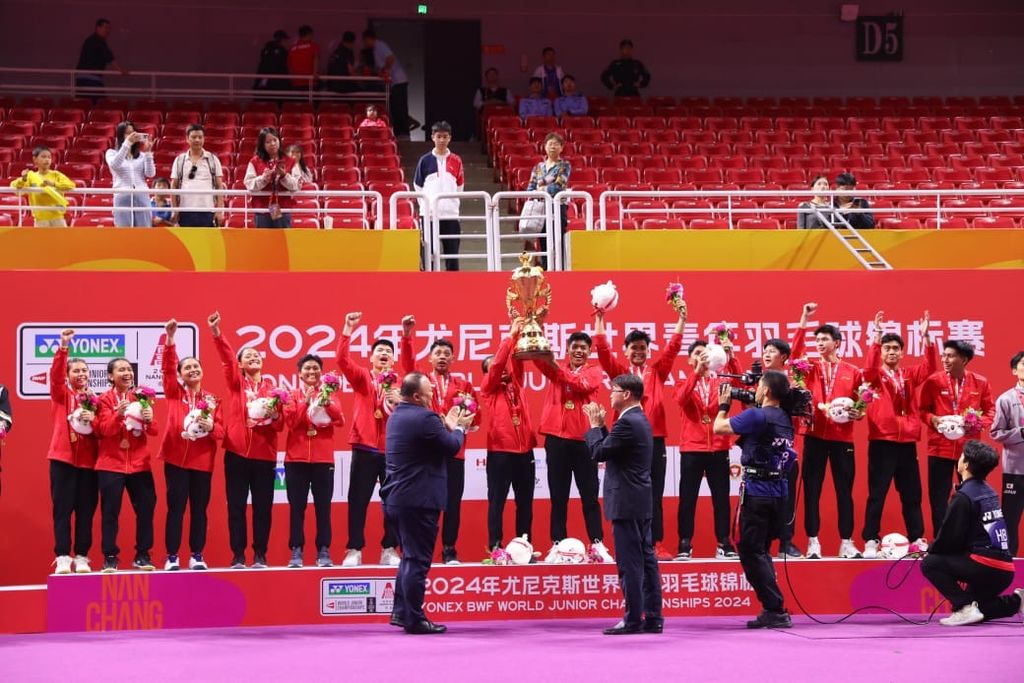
[2,270,1018,588]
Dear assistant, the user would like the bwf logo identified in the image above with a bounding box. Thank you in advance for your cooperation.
[34,334,126,358]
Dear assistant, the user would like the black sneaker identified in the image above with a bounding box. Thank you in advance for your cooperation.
[252,553,268,569]
[102,555,118,573]
[229,554,246,569]
[716,543,739,559]
[132,553,156,571]
[675,540,692,561]
[441,546,459,565]
[779,543,802,559]
[746,609,793,629]
[316,547,333,567]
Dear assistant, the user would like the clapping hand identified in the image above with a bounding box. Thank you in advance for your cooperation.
[583,402,606,428]
[445,406,475,431]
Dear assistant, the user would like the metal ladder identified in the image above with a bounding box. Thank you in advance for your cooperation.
[816,208,893,270]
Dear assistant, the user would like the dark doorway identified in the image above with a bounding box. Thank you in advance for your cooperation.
[370,18,482,141]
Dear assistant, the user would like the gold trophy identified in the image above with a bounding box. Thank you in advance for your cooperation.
[507,253,554,360]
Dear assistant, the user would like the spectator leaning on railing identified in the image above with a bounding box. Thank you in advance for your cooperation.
[170,124,225,228]
[10,146,76,227]
[243,127,299,229]
[106,121,155,228]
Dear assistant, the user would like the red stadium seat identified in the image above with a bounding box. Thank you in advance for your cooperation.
[736,218,781,230]
[688,219,730,230]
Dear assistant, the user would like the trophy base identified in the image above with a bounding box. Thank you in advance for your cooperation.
[513,348,555,361]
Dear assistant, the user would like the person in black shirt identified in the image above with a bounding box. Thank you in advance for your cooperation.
[254,30,290,95]
[600,39,650,98]
[75,19,125,99]
[833,172,875,230]
[922,440,1023,626]
[327,31,358,93]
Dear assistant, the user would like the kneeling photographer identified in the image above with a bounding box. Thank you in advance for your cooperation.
[713,370,800,629]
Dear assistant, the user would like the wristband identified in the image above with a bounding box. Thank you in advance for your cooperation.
[718,404,730,414]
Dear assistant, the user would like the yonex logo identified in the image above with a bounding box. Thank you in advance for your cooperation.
[327,582,371,596]
[34,335,125,358]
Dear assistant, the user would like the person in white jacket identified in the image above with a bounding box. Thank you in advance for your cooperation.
[412,122,464,271]
[105,121,155,227]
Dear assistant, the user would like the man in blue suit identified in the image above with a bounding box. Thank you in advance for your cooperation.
[382,372,475,635]
[584,373,663,635]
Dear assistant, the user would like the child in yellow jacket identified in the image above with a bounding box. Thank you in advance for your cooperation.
[10,146,77,227]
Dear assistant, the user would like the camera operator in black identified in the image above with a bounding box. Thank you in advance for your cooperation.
[922,439,1024,626]
[714,370,797,629]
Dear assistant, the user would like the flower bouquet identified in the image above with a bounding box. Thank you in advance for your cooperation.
[788,358,812,388]
[69,391,99,435]
[308,373,341,426]
[665,282,685,314]
[125,386,157,436]
[852,382,877,412]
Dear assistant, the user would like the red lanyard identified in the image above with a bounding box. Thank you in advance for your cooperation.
[947,373,966,413]
[820,361,838,400]
[696,374,713,408]
[884,366,907,405]
[431,372,449,411]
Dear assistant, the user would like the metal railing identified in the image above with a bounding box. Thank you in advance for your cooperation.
[491,191,560,271]
[0,67,389,106]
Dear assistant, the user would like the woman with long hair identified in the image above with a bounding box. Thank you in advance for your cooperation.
[286,143,315,185]
[47,329,100,574]
[243,127,299,228]
[94,357,158,572]
[159,319,224,571]
[106,120,156,227]
[208,311,284,568]
[284,354,345,568]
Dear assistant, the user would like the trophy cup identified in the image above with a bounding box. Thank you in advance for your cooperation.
[507,253,554,360]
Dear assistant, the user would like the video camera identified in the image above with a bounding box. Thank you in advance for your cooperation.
[719,360,813,419]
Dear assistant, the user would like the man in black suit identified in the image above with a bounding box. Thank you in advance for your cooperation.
[584,374,663,635]
[381,372,475,635]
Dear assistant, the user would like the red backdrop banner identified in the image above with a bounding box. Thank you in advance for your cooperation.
[0,270,1019,586]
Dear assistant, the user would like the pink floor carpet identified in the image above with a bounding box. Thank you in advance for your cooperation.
[2,615,1021,682]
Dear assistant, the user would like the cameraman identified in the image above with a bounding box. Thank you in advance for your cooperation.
[714,370,797,629]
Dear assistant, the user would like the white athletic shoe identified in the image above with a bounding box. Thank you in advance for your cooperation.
[164,555,180,571]
[73,555,92,574]
[806,537,822,559]
[590,541,614,563]
[342,549,362,567]
[188,554,208,570]
[839,539,862,559]
[940,602,984,626]
[862,539,880,559]
[545,545,560,563]
[909,538,929,554]
[380,547,401,566]
[53,555,73,575]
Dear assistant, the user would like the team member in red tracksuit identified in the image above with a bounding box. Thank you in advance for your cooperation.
[790,302,865,559]
[47,328,100,575]
[94,357,158,573]
[859,309,939,558]
[919,339,996,539]
[159,319,224,571]
[283,353,345,568]
[481,320,537,551]
[594,306,685,561]
[404,315,482,564]
[674,336,741,560]
[208,311,285,569]
[336,311,414,567]
[534,331,613,562]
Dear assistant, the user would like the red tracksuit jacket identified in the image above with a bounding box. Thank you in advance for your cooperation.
[594,332,683,438]
[481,336,536,454]
[47,346,99,469]
[158,343,224,472]
[790,329,863,443]
[213,334,284,461]
[862,341,940,443]
[535,360,604,441]
[283,387,345,464]
[919,370,996,459]
[674,369,738,453]
[335,333,414,453]
[94,388,157,474]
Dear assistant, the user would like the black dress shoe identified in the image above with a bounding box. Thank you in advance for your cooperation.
[603,621,643,635]
[404,619,447,635]
[641,618,664,633]
[746,609,793,629]
[389,613,404,628]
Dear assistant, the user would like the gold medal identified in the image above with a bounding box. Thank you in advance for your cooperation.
[702,415,711,424]
[374,409,383,419]
[119,438,130,450]
[564,400,575,410]
[307,428,317,437]
[511,416,521,426]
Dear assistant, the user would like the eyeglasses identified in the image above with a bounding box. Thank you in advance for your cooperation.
[188,164,198,180]
[609,388,625,394]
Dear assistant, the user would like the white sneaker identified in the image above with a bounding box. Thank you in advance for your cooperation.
[909,538,929,554]
[53,555,73,575]
[73,555,92,574]
[862,539,880,559]
[545,545,560,563]
[940,602,984,626]
[806,537,822,559]
[188,554,208,570]
[164,555,180,571]
[839,539,862,559]
[342,549,362,567]
[380,547,401,566]
[590,541,614,563]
